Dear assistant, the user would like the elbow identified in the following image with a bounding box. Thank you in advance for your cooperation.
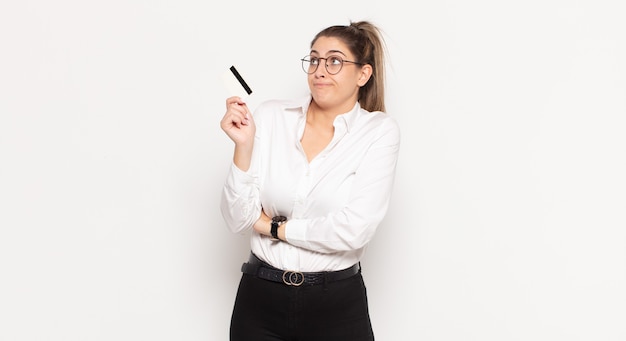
[339,222,378,251]
[220,194,259,234]
[334,209,386,251]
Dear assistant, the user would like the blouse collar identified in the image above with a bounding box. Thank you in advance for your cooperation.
[287,94,363,134]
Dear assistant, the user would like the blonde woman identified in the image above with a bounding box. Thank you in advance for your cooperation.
[220,21,400,340]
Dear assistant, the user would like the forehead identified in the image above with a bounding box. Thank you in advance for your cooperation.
[310,36,352,56]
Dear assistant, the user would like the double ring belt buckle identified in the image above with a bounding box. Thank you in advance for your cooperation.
[282,270,305,286]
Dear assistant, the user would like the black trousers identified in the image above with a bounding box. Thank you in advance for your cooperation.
[230,268,375,340]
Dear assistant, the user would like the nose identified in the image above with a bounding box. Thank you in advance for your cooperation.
[313,58,328,78]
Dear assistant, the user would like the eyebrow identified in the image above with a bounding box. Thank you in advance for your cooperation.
[310,49,348,57]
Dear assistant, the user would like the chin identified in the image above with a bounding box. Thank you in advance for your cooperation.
[311,91,333,103]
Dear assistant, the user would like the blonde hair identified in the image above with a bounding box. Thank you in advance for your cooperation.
[311,21,388,112]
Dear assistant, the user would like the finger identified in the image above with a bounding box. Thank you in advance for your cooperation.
[222,110,249,129]
[226,96,241,106]
[227,96,250,111]
[229,103,252,123]
[227,106,250,126]
[226,96,247,107]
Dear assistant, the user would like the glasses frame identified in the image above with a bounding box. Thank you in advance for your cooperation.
[301,55,363,75]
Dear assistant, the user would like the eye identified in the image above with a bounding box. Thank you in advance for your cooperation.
[328,56,343,65]
[309,57,320,65]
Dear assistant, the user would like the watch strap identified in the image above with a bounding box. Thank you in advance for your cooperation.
[270,216,287,240]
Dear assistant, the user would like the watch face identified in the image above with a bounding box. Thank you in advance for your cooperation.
[272,215,287,223]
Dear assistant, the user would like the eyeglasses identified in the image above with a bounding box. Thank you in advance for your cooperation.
[301,55,363,75]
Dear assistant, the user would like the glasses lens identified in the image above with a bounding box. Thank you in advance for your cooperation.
[301,56,318,74]
[326,56,343,74]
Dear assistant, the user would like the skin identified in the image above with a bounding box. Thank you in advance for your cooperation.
[220,36,373,241]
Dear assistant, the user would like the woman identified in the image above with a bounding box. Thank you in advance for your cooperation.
[220,20,400,340]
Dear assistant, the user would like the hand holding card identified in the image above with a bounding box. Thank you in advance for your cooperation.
[220,65,256,152]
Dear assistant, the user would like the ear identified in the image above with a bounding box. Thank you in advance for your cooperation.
[357,64,373,87]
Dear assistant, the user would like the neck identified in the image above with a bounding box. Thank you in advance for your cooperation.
[308,100,355,125]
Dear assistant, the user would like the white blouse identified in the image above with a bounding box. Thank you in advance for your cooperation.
[221,95,401,272]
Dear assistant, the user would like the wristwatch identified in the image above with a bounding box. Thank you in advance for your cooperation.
[270,215,287,240]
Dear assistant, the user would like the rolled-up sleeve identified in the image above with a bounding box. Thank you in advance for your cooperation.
[220,162,262,234]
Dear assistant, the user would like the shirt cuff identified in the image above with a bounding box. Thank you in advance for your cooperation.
[225,161,257,189]
[284,218,307,247]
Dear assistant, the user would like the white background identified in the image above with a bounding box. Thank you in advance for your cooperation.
[1,1,625,340]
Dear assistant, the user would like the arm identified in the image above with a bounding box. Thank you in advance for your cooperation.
[220,96,255,171]
[219,97,261,234]
[253,210,287,241]
[279,117,401,253]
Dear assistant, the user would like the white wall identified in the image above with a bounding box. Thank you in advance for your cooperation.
[1,1,625,340]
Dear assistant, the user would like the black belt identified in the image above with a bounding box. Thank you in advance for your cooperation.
[240,253,360,286]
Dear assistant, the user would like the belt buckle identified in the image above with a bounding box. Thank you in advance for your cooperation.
[282,270,304,286]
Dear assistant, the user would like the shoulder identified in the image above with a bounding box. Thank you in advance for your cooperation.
[251,97,306,123]
[254,97,306,115]
[356,108,401,144]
